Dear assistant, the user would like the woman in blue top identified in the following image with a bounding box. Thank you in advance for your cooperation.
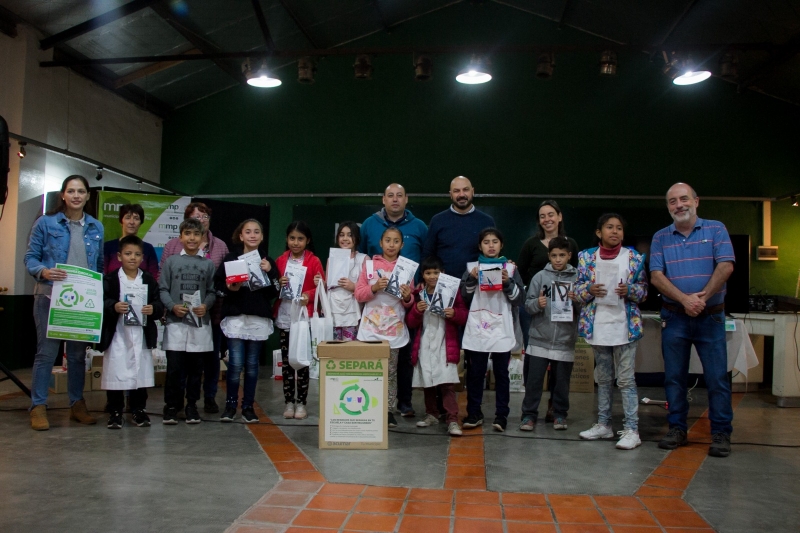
[24,175,104,431]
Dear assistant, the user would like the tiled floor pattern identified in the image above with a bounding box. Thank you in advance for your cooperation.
[226,393,747,532]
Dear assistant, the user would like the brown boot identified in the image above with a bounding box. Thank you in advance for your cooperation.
[70,399,97,425]
[30,405,50,431]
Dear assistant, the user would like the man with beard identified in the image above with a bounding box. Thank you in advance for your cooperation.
[650,182,735,458]
[423,176,495,276]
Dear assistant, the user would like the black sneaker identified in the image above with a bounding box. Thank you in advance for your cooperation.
[388,412,398,428]
[708,432,731,458]
[107,411,124,429]
[220,406,236,423]
[462,413,484,429]
[132,410,151,427]
[203,397,219,414]
[492,416,507,432]
[185,404,202,424]
[242,407,259,424]
[658,427,688,450]
[162,407,178,425]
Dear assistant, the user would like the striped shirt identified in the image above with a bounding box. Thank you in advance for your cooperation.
[649,217,735,307]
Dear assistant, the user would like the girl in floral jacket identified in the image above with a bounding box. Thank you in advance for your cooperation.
[574,213,648,450]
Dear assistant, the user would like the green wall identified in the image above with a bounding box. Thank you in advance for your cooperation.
[160,2,800,296]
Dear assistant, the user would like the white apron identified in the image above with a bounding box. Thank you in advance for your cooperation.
[587,250,630,347]
[412,309,459,387]
[102,271,154,390]
[462,263,516,353]
[356,267,409,349]
[329,252,366,327]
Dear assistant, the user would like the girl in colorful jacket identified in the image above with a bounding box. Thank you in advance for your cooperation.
[574,213,648,450]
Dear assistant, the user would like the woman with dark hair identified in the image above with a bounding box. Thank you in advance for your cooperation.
[159,201,230,414]
[516,200,580,421]
[103,204,159,277]
[24,175,104,431]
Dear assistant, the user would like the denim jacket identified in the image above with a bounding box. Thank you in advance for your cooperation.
[24,212,105,284]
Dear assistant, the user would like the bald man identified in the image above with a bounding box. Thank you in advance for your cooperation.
[422,176,496,277]
[650,183,735,458]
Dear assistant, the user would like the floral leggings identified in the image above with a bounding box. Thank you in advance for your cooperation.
[279,328,309,405]
[388,348,399,412]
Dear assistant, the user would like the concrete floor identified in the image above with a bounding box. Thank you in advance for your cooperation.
[1,366,799,532]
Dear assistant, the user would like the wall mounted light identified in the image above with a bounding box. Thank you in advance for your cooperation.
[456,55,491,84]
[95,167,103,181]
[297,57,316,84]
[536,53,555,79]
[17,141,26,158]
[243,59,282,88]
[354,55,373,79]
[719,52,739,80]
[599,50,617,76]
[414,55,432,81]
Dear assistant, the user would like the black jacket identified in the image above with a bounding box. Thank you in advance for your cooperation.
[98,269,164,352]
[214,247,280,320]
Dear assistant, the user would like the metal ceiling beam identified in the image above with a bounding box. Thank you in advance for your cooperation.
[113,48,201,88]
[40,0,159,50]
[0,5,19,37]
[250,0,276,51]
[739,31,800,88]
[149,1,245,84]
[558,0,572,29]
[277,0,320,49]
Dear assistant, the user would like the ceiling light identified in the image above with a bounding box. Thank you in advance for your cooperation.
[297,57,316,84]
[17,141,26,158]
[456,55,491,84]
[414,55,432,81]
[792,196,798,207]
[665,54,711,86]
[354,55,373,80]
[95,167,103,181]
[599,50,617,76]
[243,59,282,88]
[536,53,555,80]
[719,52,738,80]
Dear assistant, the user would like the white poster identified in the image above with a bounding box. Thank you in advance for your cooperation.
[324,372,384,442]
[239,250,268,291]
[326,248,352,289]
[429,273,460,317]
[47,264,103,342]
[594,262,621,306]
[550,281,573,322]
[384,256,418,299]
[280,262,307,301]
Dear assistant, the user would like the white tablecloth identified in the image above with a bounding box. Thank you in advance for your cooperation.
[635,315,759,377]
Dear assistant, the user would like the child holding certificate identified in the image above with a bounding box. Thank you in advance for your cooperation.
[575,213,648,450]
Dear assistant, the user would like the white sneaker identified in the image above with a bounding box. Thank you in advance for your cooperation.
[616,429,642,450]
[579,423,614,440]
[283,403,295,419]
[294,404,308,420]
[448,422,462,436]
[416,414,439,427]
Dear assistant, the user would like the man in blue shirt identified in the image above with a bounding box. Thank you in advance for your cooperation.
[423,176,496,277]
[650,183,735,458]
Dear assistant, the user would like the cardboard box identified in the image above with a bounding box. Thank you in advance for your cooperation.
[570,338,595,393]
[49,369,91,394]
[154,371,166,387]
[317,341,389,450]
[90,355,103,391]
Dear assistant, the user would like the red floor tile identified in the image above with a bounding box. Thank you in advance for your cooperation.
[408,488,454,502]
[292,509,348,529]
[455,503,502,520]
[640,497,693,512]
[448,454,485,466]
[453,518,504,533]
[230,525,284,533]
[552,507,606,524]
[362,486,409,499]
[282,471,327,482]
[450,436,485,448]
[444,477,487,490]
[502,492,547,507]
[343,513,399,532]
[601,508,658,527]
[268,451,307,462]
[317,483,366,496]
[446,465,486,478]
[592,496,644,509]
[503,505,554,522]
[456,491,500,505]
[644,475,691,491]
[398,515,451,533]
[547,494,595,508]
[404,500,452,517]
[284,528,338,533]
[274,461,317,473]
[260,492,311,507]
[663,528,716,533]
[506,523,557,533]
[306,495,358,512]
[558,525,611,533]
[354,497,404,514]
[611,527,662,533]
[241,505,299,524]
[653,465,697,480]
[652,511,711,528]
[275,480,325,493]
[660,456,704,470]
[448,446,484,456]
[635,486,684,498]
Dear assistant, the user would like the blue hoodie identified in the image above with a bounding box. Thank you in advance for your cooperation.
[359,209,428,266]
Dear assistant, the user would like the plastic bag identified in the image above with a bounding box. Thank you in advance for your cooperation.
[288,303,312,369]
[509,357,525,393]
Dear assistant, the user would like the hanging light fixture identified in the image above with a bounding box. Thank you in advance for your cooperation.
[664,53,711,85]
[414,55,432,81]
[599,50,618,76]
[243,59,282,88]
[354,55,373,80]
[17,141,26,158]
[455,55,491,84]
[297,57,316,84]
[95,167,103,181]
[536,53,555,80]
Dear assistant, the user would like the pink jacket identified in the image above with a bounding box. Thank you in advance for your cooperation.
[406,285,468,366]
[272,250,325,317]
[355,255,415,307]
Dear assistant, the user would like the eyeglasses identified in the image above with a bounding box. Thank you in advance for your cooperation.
[193,215,210,221]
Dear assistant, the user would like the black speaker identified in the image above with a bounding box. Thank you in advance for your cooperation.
[0,115,9,205]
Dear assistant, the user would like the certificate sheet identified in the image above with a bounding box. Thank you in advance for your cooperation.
[47,264,103,342]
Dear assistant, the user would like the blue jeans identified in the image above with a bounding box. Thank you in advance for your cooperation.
[661,308,733,435]
[593,341,639,431]
[31,295,88,408]
[225,338,263,409]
